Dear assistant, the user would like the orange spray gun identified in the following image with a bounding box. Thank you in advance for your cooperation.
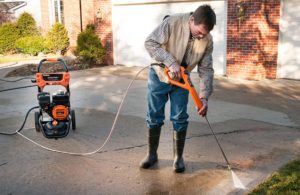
[164,66,204,112]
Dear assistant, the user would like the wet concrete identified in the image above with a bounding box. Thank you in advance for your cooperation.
[0,65,300,194]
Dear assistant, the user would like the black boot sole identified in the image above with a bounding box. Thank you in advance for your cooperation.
[140,157,158,169]
[174,167,185,173]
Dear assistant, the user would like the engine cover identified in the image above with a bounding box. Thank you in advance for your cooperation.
[52,105,69,121]
[52,90,70,106]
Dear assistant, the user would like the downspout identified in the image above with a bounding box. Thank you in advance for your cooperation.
[79,0,82,32]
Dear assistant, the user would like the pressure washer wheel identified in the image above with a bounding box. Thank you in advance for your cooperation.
[71,109,76,130]
[34,111,41,132]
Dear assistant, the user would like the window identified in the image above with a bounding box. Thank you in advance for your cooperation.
[50,0,64,24]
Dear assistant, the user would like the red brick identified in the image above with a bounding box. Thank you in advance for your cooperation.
[226,0,280,80]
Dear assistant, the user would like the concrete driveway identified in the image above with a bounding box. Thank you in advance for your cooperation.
[0,65,299,194]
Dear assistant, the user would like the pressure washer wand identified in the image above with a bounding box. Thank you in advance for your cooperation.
[204,116,231,170]
[164,66,232,170]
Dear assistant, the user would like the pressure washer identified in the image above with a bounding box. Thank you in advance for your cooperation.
[31,58,76,139]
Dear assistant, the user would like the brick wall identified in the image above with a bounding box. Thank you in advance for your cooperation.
[94,0,114,65]
[39,0,113,64]
[227,0,280,80]
[64,0,95,48]
[39,0,94,47]
[39,0,281,77]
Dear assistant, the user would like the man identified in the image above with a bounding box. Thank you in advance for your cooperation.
[140,4,216,173]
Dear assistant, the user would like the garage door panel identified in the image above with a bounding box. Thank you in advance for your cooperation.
[278,0,300,79]
[112,1,226,75]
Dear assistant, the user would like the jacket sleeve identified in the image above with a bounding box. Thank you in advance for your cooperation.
[144,17,176,67]
[197,36,214,99]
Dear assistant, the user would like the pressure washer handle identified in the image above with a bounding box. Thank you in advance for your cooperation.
[37,58,69,73]
[164,67,203,111]
[190,85,203,112]
[164,67,188,90]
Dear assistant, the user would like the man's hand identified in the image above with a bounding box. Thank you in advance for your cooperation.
[169,62,181,80]
[198,98,208,117]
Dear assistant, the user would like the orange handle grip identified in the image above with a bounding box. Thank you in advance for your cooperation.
[190,87,203,111]
[164,67,189,90]
[164,67,203,111]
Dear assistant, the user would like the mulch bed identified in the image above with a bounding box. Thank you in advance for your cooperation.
[5,61,108,77]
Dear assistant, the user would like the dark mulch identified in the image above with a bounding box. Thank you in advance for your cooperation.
[5,61,108,77]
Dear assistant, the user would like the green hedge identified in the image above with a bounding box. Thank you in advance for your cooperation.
[0,12,40,54]
[0,23,20,54]
[45,23,69,54]
[15,36,45,55]
[16,12,39,36]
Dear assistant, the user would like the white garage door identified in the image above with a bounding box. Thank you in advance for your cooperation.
[277,0,300,80]
[112,0,227,75]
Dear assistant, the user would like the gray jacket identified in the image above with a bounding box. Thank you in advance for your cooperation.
[145,13,214,99]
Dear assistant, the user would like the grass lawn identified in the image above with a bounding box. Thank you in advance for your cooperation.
[249,156,300,194]
[0,54,41,63]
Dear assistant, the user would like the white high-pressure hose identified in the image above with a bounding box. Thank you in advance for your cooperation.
[17,65,150,156]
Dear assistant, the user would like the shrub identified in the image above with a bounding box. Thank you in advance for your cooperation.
[250,157,300,194]
[0,23,20,54]
[16,12,39,36]
[15,36,45,55]
[45,23,69,54]
[75,24,106,65]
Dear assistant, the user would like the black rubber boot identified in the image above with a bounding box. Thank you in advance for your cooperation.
[173,130,187,173]
[140,127,161,169]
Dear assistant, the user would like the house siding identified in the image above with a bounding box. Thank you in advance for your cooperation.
[38,0,284,80]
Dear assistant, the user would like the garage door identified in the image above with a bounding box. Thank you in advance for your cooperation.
[112,0,227,75]
[277,0,300,80]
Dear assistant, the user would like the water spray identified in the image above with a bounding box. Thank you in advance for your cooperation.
[205,116,245,189]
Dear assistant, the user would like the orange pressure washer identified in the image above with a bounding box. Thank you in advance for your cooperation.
[31,58,76,139]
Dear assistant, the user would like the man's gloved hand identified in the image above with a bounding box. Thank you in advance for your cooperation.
[198,98,208,117]
[169,62,181,80]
